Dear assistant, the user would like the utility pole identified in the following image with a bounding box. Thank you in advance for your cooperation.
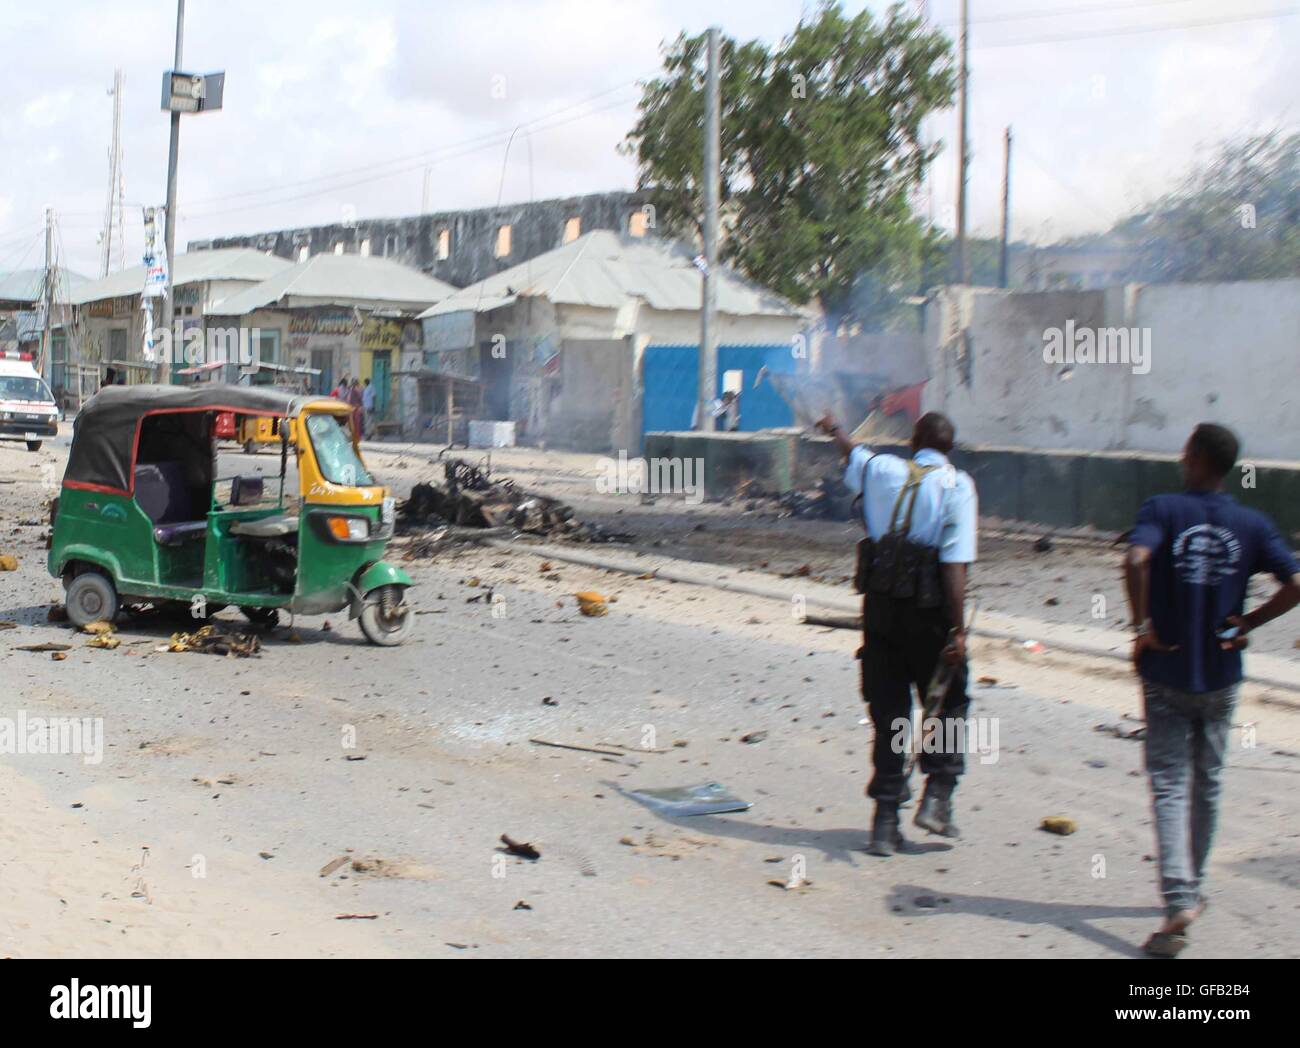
[422,167,431,213]
[101,69,124,277]
[696,25,721,433]
[41,208,54,385]
[160,0,185,384]
[998,125,1012,289]
[953,0,969,285]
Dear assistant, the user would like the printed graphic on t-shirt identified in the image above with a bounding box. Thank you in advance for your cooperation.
[1172,524,1241,586]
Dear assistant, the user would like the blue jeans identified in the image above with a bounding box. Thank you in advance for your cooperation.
[1141,680,1237,918]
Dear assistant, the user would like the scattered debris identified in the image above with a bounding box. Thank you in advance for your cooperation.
[1021,640,1046,654]
[47,604,68,623]
[625,782,752,817]
[0,620,16,630]
[16,642,72,653]
[1033,535,1054,553]
[801,612,861,630]
[1040,816,1077,836]
[513,900,533,911]
[768,877,813,892]
[575,591,608,617]
[500,834,541,860]
[0,554,18,571]
[1094,721,1146,741]
[335,913,380,920]
[739,730,768,745]
[165,624,261,657]
[977,675,999,685]
[529,737,624,758]
[86,633,121,650]
[735,475,853,520]
[319,856,351,878]
[399,457,631,542]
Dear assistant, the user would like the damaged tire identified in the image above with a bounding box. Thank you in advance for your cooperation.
[358,584,413,646]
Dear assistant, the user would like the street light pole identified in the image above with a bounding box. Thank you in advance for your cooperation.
[160,0,185,384]
[696,25,721,433]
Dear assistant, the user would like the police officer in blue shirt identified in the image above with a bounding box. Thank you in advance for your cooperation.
[1125,422,1300,957]
[819,411,978,856]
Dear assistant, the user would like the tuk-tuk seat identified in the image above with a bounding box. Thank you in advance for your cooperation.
[134,462,208,546]
[229,513,298,539]
[153,520,209,545]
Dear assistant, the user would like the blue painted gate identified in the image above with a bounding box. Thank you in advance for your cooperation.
[642,343,796,434]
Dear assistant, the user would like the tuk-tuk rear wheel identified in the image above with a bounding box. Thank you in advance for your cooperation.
[359,585,413,646]
[65,570,119,628]
[241,606,280,627]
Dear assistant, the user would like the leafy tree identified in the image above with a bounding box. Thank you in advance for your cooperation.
[1119,131,1300,283]
[622,1,955,326]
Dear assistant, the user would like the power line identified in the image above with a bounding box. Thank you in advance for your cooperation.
[184,74,651,212]
[941,0,1196,27]
[179,91,639,222]
[973,6,1297,48]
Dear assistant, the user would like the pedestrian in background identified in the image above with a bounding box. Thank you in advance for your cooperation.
[348,378,364,441]
[1125,422,1300,957]
[361,377,376,438]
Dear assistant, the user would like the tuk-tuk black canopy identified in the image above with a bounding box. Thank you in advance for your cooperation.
[66,384,317,493]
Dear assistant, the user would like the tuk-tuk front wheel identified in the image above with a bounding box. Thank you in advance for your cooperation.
[65,570,119,628]
[359,585,413,646]
[26,440,42,451]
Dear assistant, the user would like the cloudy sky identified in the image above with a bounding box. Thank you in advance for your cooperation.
[0,0,1295,277]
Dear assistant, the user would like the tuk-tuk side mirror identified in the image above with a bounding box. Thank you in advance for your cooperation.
[231,475,265,507]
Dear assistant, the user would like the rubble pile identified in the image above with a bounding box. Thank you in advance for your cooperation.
[399,457,630,543]
[734,475,854,520]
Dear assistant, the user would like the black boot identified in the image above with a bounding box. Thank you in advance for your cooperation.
[914,777,960,838]
[867,802,904,857]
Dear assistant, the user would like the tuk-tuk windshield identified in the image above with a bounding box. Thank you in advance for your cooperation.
[305,413,373,486]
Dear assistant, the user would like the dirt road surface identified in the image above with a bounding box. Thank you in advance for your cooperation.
[2,434,1297,958]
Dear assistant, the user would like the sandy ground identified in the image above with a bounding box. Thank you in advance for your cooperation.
[1,432,1297,958]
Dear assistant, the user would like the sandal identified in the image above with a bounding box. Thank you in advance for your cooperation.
[1143,931,1189,958]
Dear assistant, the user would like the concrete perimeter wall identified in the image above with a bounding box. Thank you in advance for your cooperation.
[645,432,1300,541]
[923,280,1300,461]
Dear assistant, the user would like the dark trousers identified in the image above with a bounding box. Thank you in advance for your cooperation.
[860,595,970,804]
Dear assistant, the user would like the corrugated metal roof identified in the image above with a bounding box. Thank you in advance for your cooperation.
[207,253,458,316]
[419,230,799,319]
[0,267,89,306]
[67,249,291,306]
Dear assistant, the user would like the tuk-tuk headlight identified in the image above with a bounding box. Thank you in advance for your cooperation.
[326,516,370,541]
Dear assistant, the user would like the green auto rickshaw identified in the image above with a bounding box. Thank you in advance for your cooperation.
[48,384,414,645]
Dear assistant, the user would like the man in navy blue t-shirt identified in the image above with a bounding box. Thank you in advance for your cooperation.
[1125,423,1300,957]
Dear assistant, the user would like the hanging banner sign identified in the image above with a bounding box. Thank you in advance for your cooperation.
[142,206,168,299]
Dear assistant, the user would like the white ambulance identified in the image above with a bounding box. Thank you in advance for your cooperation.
[0,350,59,451]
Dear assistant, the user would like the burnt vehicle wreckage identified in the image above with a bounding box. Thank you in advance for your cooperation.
[398,453,632,544]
